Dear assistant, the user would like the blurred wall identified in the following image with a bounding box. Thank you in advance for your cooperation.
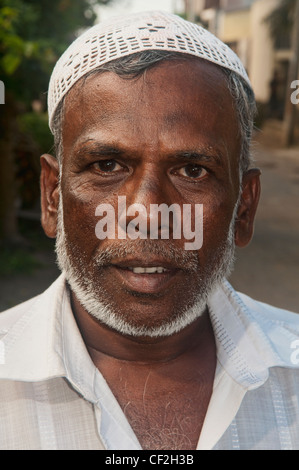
[249,0,280,102]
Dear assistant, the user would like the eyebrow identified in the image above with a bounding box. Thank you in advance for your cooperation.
[172,150,224,166]
[74,140,225,166]
[74,141,124,158]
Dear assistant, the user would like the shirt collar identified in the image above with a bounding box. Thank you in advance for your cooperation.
[0,274,298,390]
[208,279,299,390]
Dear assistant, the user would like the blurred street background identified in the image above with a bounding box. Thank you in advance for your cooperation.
[0,0,298,312]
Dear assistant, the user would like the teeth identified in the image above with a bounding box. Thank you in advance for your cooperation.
[129,267,167,274]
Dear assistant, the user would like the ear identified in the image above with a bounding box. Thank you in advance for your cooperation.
[234,168,261,248]
[40,154,60,238]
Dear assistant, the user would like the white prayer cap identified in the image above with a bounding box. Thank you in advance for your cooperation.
[48,10,251,133]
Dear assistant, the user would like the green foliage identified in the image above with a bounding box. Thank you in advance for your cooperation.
[18,112,54,153]
[0,0,117,105]
[0,246,42,276]
[0,0,117,241]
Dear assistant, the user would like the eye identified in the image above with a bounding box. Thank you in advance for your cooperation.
[177,164,208,179]
[92,159,123,173]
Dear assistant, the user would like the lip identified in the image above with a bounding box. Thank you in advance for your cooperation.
[110,257,181,270]
[108,259,181,294]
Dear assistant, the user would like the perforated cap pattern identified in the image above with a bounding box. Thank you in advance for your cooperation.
[48,10,251,132]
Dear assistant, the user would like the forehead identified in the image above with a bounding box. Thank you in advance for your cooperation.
[61,58,240,163]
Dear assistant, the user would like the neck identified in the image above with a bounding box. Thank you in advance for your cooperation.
[70,291,215,365]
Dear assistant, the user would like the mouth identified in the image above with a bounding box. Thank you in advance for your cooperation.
[108,259,181,294]
[124,266,169,274]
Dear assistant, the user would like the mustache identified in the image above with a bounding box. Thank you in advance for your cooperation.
[92,240,199,272]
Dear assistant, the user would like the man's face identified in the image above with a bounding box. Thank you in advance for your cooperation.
[43,59,259,337]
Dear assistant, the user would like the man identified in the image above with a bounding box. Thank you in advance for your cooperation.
[0,11,298,450]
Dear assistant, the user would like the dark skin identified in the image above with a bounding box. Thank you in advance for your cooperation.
[40,59,261,449]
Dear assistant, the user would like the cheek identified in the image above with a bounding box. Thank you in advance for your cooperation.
[61,186,100,254]
[61,178,124,258]
[201,196,236,250]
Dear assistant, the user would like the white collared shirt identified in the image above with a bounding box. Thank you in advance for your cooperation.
[0,274,299,450]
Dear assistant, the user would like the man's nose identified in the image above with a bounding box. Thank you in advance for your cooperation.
[122,166,177,238]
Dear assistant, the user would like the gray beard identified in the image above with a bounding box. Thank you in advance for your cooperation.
[55,195,237,338]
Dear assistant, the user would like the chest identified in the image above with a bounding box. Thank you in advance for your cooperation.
[107,368,213,450]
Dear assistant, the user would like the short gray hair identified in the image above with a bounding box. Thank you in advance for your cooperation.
[51,51,256,174]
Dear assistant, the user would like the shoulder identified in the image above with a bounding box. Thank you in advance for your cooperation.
[0,296,41,333]
[211,281,299,371]
[0,275,67,381]
[0,275,66,334]
[237,291,299,331]
[236,289,299,368]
